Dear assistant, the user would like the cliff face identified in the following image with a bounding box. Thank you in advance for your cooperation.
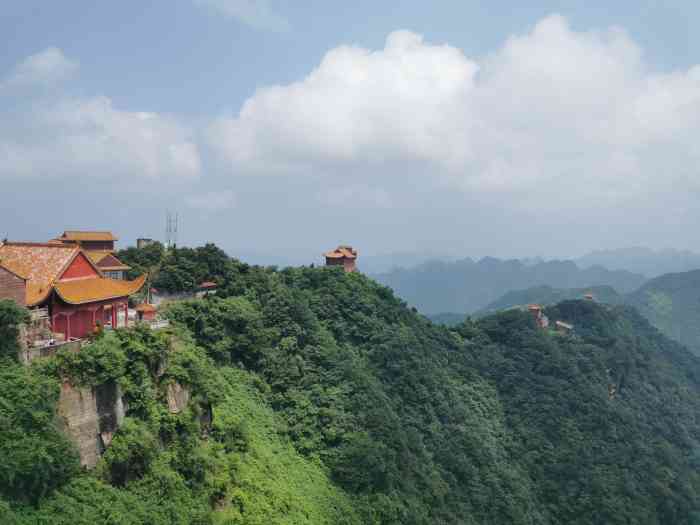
[57,381,125,468]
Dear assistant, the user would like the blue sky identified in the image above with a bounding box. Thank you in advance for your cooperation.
[2,1,700,264]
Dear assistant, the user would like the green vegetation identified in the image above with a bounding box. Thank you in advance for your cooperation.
[117,242,235,294]
[1,246,700,524]
[627,270,700,356]
[0,299,28,360]
[483,272,700,357]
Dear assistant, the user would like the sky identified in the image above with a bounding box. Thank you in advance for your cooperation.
[2,1,700,265]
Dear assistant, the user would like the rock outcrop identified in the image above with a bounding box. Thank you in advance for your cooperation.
[57,380,125,468]
[166,382,190,414]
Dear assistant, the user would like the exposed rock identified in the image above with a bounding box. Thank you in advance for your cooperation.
[57,382,101,468]
[57,380,125,468]
[166,382,190,414]
[95,381,125,434]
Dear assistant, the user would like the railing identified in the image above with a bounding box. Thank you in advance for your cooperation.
[30,307,49,321]
[19,338,81,365]
[148,319,170,330]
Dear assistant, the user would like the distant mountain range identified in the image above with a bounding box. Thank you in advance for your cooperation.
[436,270,700,357]
[575,247,700,278]
[373,257,646,315]
[626,270,700,355]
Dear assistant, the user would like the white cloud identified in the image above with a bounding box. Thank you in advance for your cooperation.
[186,189,236,211]
[208,15,700,213]
[0,49,201,182]
[193,0,289,31]
[1,47,78,89]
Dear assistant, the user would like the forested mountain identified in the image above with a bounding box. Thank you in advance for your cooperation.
[577,247,700,278]
[627,270,700,356]
[472,271,700,358]
[373,257,645,315]
[478,285,624,315]
[2,244,700,524]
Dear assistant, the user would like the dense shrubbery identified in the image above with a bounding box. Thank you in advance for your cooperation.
[0,299,28,361]
[117,243,239,294]
[1,249,700,524]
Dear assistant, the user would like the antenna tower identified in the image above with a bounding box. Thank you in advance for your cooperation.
[165,211,179,249]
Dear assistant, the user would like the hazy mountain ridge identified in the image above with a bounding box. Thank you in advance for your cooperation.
[576,247,700,278]
[373,257,645,315]
[626,270,700,356]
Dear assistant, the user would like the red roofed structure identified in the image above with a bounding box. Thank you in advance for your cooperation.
[135,303,157,322]
[324,245,358,273]
[52,231,131,279]
[0,241,145,340]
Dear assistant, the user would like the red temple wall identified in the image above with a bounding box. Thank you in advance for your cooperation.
[51,297,129,339]
[60,253,100,280]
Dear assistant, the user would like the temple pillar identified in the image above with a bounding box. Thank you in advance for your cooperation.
[111,303,117,328]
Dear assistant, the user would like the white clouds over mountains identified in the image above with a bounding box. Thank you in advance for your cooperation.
[209,15,700,211]
[3,15,700,221]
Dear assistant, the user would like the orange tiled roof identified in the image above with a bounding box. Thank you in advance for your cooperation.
[324,245,358,259]
[85,251,131,271]
[0,242,80,305]
[54,274,147,305]
[0,260,28,280]
[85,251,111,264]
[60,231,118,242]
[199,281,217,289]
[135,303,157,313]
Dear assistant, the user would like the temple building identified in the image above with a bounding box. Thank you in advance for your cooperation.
[52,231,130,279]
[324,245,358,272]
[135,303,157,322]
[85,251,131,280]
[0,241,145,340]
[528,304,550,329]
[53,230,119,251]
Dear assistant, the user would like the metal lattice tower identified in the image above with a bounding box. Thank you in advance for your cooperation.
[165,211,179,249]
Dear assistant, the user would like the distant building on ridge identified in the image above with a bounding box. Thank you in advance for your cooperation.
[528,304,549,329]
[324,246,358,273]
[137,238,156,249]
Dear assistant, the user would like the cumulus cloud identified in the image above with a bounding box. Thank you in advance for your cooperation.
[193,0,289,31]
[208,15,700,213]
[1,47,78,90]
[0,50,201,181]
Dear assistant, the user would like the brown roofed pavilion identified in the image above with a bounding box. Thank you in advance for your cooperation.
[324,245,358,272]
